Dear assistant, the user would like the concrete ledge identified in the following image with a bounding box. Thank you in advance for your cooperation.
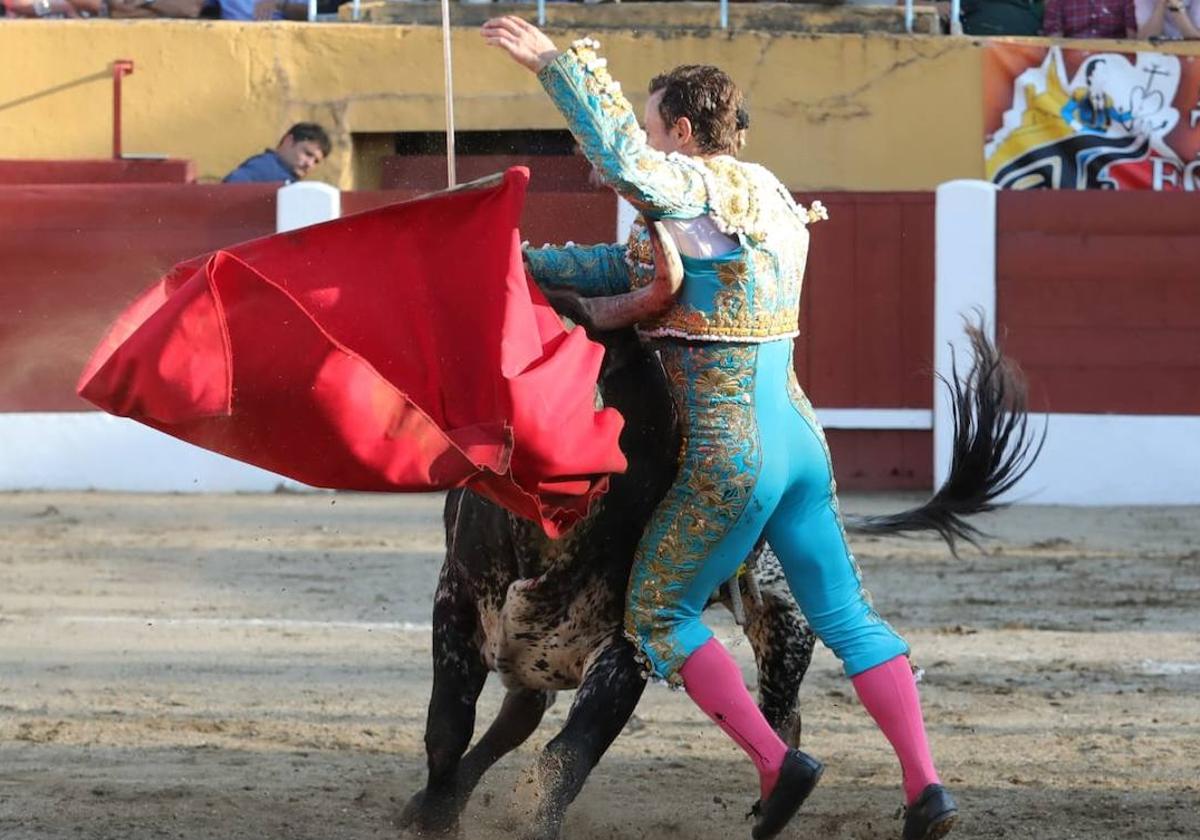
[1013,414,1200,506]
[345,1,942,36]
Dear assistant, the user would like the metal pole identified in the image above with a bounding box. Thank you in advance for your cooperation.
[537,0,545,27]
[111,60,134,160]
[440,0,457,187]
[720,0,728,30]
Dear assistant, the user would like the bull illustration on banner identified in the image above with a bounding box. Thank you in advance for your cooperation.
[985,46,1200,190]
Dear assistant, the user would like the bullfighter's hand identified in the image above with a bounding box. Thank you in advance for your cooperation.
[481,16,560,73]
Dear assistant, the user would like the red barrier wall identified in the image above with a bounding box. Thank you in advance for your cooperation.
[0,159,196,184]
[343,188,618,248]
[381,155,596,192]
[997,191,1200,415]
[797,192,935,491]
[0,182,619,413]
[0,184,277,413]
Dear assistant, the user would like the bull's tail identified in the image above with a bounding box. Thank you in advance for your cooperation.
[842,321,1044,553]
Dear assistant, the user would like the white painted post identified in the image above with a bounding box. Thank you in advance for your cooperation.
[933,179,997,488]
[615,195,638,243]
[276,181,341,233]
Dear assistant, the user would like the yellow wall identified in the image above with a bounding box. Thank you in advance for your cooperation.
[0,21,1193,191]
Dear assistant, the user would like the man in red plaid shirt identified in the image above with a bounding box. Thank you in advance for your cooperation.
[1043,0,1139,37]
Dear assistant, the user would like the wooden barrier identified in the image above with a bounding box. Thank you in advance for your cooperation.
[0,183,276,413]
[997,190,1200,416]
[0,159,196,184]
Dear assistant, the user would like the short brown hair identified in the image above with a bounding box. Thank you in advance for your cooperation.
[648,65,744,156]
[282,122,332,157]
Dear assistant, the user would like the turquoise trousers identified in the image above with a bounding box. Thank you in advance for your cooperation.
[624,338,908,684]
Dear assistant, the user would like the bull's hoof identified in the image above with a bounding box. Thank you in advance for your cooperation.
[517,818,563,840]
[396,788,461,837]
[516,804,567,840]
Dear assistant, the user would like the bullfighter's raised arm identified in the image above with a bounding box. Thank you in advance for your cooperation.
[534,41,710,220]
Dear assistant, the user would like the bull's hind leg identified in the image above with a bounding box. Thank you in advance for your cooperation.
[521,637,645,840]
[741,585,815,748]
[713,546,815,748]
[398,572,488,836]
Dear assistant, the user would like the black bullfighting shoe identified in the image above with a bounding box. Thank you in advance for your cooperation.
[902,783,959,840]
[749,749,824,840]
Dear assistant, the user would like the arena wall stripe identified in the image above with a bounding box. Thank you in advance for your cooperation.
[997,190,1200,416]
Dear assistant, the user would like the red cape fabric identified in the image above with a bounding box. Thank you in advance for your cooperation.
[77,167,626,537]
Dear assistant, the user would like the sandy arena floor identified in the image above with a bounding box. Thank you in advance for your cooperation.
[0,491,1197,840]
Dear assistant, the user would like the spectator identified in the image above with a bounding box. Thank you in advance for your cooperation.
[1136,0,1200,36]
[207,0,309,20]
[961,0,1045,34]
[205,0,347,20]
[107,0,204,16]
[3,0,104,16]
[1042,0,1137,36]
[224,123,331,184]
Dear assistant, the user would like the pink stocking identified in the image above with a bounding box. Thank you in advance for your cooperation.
[851,654,941,804]
[680,638,789,798]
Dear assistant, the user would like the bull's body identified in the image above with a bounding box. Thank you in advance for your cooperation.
[399,330,815,840]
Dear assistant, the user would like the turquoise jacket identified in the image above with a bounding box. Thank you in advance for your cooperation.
[524,38,826,343]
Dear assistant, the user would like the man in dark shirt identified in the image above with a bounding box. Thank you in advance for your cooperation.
[1042,0,1138,37]
[224,123,331,184]
[962,0,1045,35]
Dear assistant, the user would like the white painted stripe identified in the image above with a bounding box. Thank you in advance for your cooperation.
[0,411,308,493]
[1011,413,1200,505]
[814,408,932,430]
[0,409,933,494]
[46,615,433,633]
[11,410,1199,503]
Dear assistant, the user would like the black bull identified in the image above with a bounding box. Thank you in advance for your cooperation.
[399,323,1040,840]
